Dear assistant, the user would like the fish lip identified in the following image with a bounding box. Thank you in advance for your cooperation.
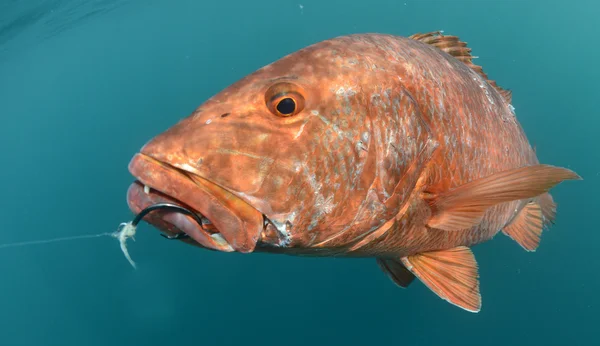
[126,181,234,252]
[126,153,264,253]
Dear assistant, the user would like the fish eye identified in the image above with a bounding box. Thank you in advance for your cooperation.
[265,82,305,117]
[276,97,296,115]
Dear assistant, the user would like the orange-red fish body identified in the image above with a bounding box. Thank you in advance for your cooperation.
[296,33,539,259]
[126,32,580,312]
[232,33,538,259]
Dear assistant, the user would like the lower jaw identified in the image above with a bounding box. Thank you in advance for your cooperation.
[127,153,265,253]
[127,181,235,252]
[127,181,300,255]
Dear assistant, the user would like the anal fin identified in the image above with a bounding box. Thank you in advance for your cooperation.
[401,246,481,313]
[503,201,543,251]
[377,258,416,288]
[538,192,557,227]
[425,164,580,232]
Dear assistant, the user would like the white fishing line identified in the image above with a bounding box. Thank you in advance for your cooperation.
[0,233,114,249]
[0,203,193,271]
[0,222,139,270]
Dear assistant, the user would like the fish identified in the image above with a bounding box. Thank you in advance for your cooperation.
[125,31,581,312]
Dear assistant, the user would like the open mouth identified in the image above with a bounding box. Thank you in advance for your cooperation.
[126,153,265,253]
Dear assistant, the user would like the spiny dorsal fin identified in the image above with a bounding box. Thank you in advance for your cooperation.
[425,164,581,232]
[502,201,544,251]
[410,31,513,104]
[401,246,481,313]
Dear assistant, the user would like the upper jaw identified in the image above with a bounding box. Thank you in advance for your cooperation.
[126,153,265,253]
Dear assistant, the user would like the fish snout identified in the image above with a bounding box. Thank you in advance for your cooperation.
[127,153,265,253]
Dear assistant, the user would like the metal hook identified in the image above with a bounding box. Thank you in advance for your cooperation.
[160,233,190,240]
[132,202,196,240]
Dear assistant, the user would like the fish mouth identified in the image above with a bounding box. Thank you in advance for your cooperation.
[126,153,265,253]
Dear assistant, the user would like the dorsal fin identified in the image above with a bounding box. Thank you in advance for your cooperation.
[410,31,512,104]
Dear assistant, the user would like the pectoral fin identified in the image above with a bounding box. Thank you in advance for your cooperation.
[401,246,481,313]
[377,258,416,288]
[426,164,580,231]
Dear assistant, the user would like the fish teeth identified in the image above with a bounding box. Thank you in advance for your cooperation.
[210,233,233,251]
[144,185,150,194]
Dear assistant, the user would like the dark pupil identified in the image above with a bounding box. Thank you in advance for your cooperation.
[276,97,296,115]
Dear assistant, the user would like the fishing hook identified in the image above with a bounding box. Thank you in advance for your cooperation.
[131,202,196,240]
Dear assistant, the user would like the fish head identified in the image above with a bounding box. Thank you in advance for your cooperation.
[127,36,422,255]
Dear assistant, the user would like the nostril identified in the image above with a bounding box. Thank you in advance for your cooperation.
[220,113,230,118]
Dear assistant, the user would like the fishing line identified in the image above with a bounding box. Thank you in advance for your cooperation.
[0,233,115,249]
[0,203,199,270]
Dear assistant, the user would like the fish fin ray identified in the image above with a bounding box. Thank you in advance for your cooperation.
[409,31,512,103]
[502,201,543,251]
[499,89,513,103]
[377,258,416,288]
[401,246,481,312]
[538,192,557,227]
[425,164,580,231]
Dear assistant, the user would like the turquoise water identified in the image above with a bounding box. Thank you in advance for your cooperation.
[1,0,597,345]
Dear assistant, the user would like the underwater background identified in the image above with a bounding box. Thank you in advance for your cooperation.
[0,0,598,345]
